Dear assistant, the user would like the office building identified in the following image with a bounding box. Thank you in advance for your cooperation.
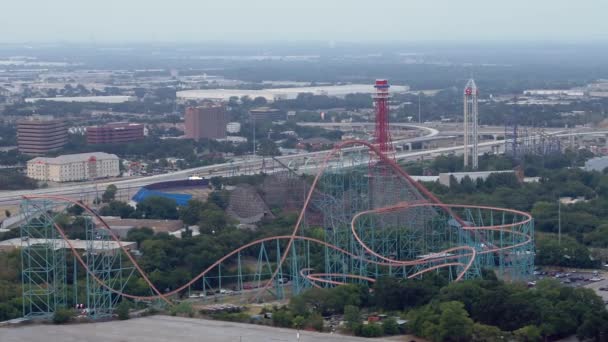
[184,103,227,140]
[86,122,144,144]
[27,152,120,182]
[249,107,284,121]
[17,116,68,155]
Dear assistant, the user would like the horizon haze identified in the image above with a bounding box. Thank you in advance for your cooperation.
[1,0,607,43]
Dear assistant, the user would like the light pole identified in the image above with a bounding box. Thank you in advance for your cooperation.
[558,198,562,246]
[418,91,422,123]
[252,118,256,157]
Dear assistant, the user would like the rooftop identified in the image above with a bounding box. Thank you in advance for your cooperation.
[24,96,135,104]
[28,152,119,164]
[0,238,135,251]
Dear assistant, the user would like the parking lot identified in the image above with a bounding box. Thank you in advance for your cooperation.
[0,315,401,342]
[533,267,608,304]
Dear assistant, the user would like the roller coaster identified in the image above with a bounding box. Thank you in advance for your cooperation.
[18,140,534,319]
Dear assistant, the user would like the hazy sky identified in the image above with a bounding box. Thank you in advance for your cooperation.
[1,0,607,43]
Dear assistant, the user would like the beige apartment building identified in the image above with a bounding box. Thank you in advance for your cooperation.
[27,152,120,182]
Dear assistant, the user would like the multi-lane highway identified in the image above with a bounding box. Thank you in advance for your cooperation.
[0,125,605,212]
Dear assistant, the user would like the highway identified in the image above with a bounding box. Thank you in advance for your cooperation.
[0,127,606,210]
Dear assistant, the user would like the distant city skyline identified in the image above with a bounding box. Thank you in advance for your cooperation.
[1,0,607,43]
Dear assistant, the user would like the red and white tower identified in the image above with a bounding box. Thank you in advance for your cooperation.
[373,79,393,156]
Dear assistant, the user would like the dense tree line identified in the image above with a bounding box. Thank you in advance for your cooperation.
[0,169,39,190]
[266,272,608,341]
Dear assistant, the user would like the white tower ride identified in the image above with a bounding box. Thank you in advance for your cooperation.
[463,79,479,169]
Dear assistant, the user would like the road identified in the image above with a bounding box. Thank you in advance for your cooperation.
[0,128,606,210]
[0,125,439,207]
[0,315,402,342]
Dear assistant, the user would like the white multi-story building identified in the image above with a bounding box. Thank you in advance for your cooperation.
[27,152,120,182]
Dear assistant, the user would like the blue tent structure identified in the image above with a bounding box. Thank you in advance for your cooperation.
[131,179,209,206]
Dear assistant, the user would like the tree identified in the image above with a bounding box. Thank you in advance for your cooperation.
[136,196,179,219]
[126,227,155,248]
[382,317,400,335]
[99,200,135,218]
[52,307,74,324]
[102,184,118,203]
[358,323,383,337]
[292,315,305,329]
[179,200,205,225]
[344,305,360,331]
[513,325,542,342]
[289,295,308,317]
[199,208,228,234]
[257,138,280,156]
[471,323,506,342]
[4,210,10,218]
[67,202,84,216]
[438,301,474,341]
[272,309,293,327]
[116,300,130,320]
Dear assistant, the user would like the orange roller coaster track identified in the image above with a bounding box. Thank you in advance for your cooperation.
[21,140,534,307]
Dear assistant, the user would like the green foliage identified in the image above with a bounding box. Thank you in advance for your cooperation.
[294,284,366,315]
[358,322,383,337]
[126,227,155,248]
[116,300,130,320]
[0,169,38,190]
[257,138,280,156]
[471,323,507,342]
[292,315,305,329]
[209,311,249,322]
[178,199,205,225]
[438,277,606,339]
[289,295,308,317]
[102,184,118,202]
[535,235,597,268]
[513,325,542,342]
[408,301,473,342]
[583,223,608,247]
[373,274,447,310]
[169,302,194,317]
[438,301,474,341]
[99,200,136,218]
[343,305,360,330]
[52,307,74,324]
[271,308,293,327]
[381,317,400,335]
[308,312,324,331]
[0,251,22,321]
[136,196,179,219]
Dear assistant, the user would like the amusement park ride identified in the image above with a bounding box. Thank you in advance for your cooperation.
[18,80,535,320]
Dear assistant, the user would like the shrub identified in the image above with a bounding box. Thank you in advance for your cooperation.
[52,307,74,324]
[116,301,130,320]
[359,322,384,337]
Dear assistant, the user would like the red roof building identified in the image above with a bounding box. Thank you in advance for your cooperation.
[86,122,144,145]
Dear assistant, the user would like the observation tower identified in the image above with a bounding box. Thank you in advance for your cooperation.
[463,79,479,169]
[373,79,394,155]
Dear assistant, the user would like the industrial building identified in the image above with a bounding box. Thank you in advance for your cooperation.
[26,152,120,182]
[249,107,285,121]
[184,103,227,140]
[17,116,68,155]
[86,122,145,144]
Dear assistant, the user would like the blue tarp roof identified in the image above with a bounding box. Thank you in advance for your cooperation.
[132,188,192,206]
